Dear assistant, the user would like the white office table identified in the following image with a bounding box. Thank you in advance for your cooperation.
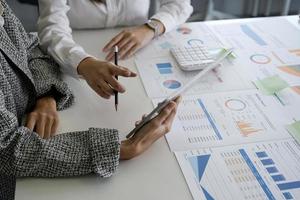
[16,15,299,200]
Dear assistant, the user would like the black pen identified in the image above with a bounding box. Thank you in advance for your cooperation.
[114,46,118,111]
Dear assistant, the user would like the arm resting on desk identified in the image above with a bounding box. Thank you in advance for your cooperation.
[0,90,120,178]
[26,32,74,111]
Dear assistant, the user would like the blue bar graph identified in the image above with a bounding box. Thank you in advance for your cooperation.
[261,159,275,166]
[283,192,293,200]
[198,99,222,140]
[240,24,267,46]
[156,63,172,74]
[239,149,276,200]
[256,151,268,158]
[266,167,279,174]
[278,181,300,191]
[272,175,286,182]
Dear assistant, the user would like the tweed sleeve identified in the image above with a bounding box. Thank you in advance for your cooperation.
[0,173,15,200]
[0,90,120,178]
[26,33,74,111]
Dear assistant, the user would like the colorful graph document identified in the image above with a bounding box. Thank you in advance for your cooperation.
[136,55,252,99]
[135,23,224,59]
[175,139,300,200]
[153,90,293,151]
[134,16,300,200]
[233,48,300,87]
[210,18,300,50]
[286,121,300,143]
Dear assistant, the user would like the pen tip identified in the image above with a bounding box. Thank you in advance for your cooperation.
[115,104,118,112]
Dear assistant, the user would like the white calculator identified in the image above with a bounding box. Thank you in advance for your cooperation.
[171,45,215,71]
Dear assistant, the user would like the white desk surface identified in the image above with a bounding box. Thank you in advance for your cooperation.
[16,15,299,200]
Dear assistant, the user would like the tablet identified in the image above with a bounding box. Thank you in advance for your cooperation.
[126,48,234,139]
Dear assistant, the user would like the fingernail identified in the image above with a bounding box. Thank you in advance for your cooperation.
[120,88,126,93]
[170,102,176,108]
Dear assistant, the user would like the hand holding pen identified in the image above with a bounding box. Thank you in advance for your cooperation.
[77,57,136,100]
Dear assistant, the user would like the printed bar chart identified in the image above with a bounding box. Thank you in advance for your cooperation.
[176,139,300,200]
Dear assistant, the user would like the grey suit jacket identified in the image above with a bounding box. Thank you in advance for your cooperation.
[0,0,120,199]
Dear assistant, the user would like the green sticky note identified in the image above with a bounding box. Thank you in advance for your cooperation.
[286,121,300,143]
[209,48,236,60]
[255,75,289,95]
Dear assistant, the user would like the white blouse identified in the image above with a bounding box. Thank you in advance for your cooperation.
[37,0,193,77]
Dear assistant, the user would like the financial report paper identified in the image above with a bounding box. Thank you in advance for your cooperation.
[175,139,300,200]
[153,90,294,151]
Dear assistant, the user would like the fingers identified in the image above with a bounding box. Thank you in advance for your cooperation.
[124,44,139,59]
[142,114,147,120]
[173,95,182,104]
[106,40,136,61]
[160,97,181,133]
[36,116,46,139]
[104,29,142,60]
[105,51,115,61]
[119,42,137,60]
[103,31,125,52]
[135,114,147,126]
[117,37,132,51]
[154,101,177,124]
[35,115,58,139]
[105,75,125,93]
[162,107,177,131]
[26,114,58,139]
[25,114,37,131]
[112,66,137,77]
[44,119,53,139]
[90,82,110,99]
[78,58,137,99]
[51,118,59,136]
[98,79,114,95]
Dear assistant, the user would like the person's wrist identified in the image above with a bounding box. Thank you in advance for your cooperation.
[141,24,155,39]
[146,19,165,37]
[36,97,57,110]
[77,57,95,76]
[120,140,139,160]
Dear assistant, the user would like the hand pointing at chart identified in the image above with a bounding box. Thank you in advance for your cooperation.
[77,57,137,99]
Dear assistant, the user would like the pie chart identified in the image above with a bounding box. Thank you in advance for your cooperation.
[163,80,181,89]
[225,99,247,111]
[177,27,192,35]
[250,54,271,64]
[187,39,204,46]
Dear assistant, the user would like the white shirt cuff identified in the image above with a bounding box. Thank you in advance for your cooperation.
[66,50,94,79]
[151,14,176,34]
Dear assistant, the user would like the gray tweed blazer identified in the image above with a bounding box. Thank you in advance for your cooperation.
[0,0,120,199]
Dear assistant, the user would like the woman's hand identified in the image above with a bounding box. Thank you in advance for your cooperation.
[103,24,155,61]
[120,96,181,160]
[77,57,137,99]
[25,97,59,139]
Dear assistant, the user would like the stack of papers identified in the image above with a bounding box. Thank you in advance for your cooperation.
[135,18,300,200]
